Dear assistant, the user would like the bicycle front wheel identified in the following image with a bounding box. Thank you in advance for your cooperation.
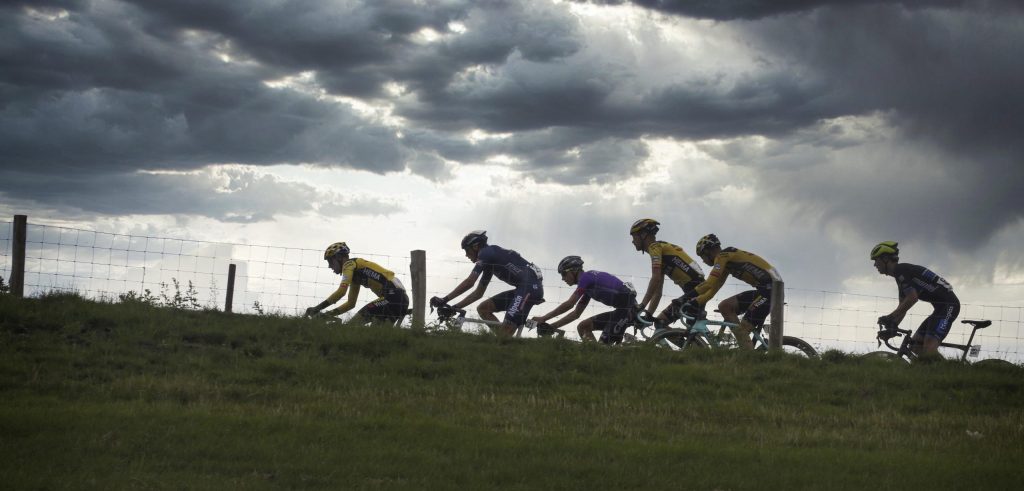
[649,329,708,351]
[861,351,908,363]
[972,358,1018,369]
[781,336,818,358]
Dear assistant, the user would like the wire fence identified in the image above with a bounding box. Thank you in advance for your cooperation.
[1,220,1021,362]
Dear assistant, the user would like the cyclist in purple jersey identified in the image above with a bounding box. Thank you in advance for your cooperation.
[432,230,544,335]
[531,256,638,344]
[871,241,960,357]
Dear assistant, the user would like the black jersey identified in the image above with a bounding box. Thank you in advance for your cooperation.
[472,244,542,287]
[893,263,957,304]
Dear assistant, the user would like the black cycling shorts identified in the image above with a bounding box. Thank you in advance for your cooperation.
[735,289,771,327]
[489,282,544,327]
[591,297,637,345]
[356,288,409,325]
[914,301,960,341]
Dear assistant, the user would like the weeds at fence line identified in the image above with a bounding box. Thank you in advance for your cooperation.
[0,277,8,294]
[116,277,204,310]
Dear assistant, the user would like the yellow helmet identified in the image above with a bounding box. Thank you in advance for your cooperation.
[323,242,350,260]
[870,241,899,260]
[629,218,659,236]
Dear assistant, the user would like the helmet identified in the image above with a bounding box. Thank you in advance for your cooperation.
[695,234,721,256]
[557,255,584,275]
[870,241,899,260]
[461,230,488,250]
[630,218,659,236]
[324,242,350,259]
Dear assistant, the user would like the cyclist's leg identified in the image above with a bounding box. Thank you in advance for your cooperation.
[501,283,540,336]
[352,297,391,326]
[479,290,514,327]
[718,295,741,324]
[598,306,633,345]
[657,294,689,328]
[915,301,960,357]
[739,291,772,350]
[578,313,606,342]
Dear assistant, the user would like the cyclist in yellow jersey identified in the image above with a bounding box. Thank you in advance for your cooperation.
[683,234,782,349]
[629,219,706,330]
[304,242,409,326]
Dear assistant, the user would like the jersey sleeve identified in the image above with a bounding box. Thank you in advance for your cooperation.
[647,242,664,271]
[695,255,729,305]
[340,259,357,287]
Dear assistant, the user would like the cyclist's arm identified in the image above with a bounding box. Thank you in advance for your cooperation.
[640,267,664,315]
[534,290,584,325]
[890,288,919,323]
[326,283,360,316]
[547,293,588,329]
[695,271,726,306]
[453,281,487,310]
[441,272,480,307]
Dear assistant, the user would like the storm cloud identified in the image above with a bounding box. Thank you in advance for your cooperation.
[1,0,1022,251]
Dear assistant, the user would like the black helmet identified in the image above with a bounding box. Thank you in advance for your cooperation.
[695,234,721,256]
[557,255,584,275]
[461,230,488,250]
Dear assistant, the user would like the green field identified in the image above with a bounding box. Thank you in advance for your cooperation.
[1,293,1022,490]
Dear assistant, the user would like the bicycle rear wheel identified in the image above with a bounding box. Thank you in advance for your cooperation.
[972,358,1018,369]
[648,329,708,351]
[781,336,818,358]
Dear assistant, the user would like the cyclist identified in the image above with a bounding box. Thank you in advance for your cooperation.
[531,256,638,344]
[871,241,960,357]
[629,218,705,330]
[304,242,409,326]
[682,234,781,349]
[431,231,544,336]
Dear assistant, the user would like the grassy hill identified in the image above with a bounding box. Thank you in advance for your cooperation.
[1,293,1022,490]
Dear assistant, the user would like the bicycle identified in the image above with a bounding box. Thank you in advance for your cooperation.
[637,310,819,358]
[432,304,565,339]
[863,319,1017,367]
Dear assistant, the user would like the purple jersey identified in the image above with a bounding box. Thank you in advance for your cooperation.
[576,270,631,307]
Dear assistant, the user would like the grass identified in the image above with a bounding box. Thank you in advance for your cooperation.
[1,292,1022,490]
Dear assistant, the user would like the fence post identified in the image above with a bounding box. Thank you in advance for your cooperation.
[10,215,27,298]
[410,250,426,329]
[225,263,236,313]
[769,279,784,351]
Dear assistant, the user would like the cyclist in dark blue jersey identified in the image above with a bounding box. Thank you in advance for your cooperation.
[531,256,638,344]
[871,241,960,357]
[432,230,544,335]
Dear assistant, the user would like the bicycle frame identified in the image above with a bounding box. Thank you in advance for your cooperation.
[875,320,991,362]
[434,306,563,338]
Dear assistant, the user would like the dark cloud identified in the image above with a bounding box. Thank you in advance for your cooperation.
[1,0,1022,250]
[0,167,403,222]
[578,0,1011,20]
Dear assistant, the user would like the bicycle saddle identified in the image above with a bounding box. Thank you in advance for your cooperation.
[960,319,991,329]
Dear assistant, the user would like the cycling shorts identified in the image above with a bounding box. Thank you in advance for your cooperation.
[591,293,637,345]
[735,289,771,327]
[489,280,544,327]
[914,301,960,341]
[356,288,409,325]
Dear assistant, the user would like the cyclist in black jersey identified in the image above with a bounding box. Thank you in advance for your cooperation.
[432,231,544,336]
[871,241,960,357]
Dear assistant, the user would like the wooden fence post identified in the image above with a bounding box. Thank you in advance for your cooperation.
[225,263,236,313]
[769,279,785,351]
[410,250,426,329]
[10,215,27,298]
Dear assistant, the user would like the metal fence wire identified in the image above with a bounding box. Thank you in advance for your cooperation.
[1,220,1020,361]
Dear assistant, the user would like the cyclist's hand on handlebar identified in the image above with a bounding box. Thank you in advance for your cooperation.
[430,296,447,309]
[877,314,896,329]
[304,306,321,317]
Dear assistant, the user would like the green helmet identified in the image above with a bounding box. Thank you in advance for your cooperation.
[870,241,899,260]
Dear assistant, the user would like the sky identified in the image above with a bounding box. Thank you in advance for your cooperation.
[2,0,1024,324]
